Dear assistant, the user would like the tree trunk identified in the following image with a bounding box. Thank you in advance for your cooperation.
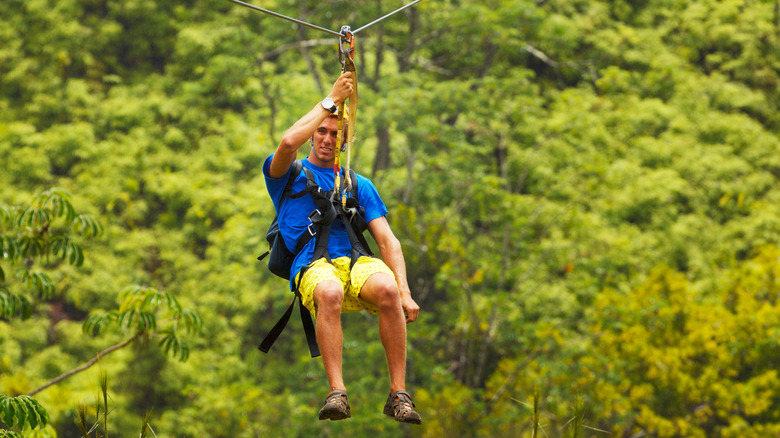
[297,4,323,95]
[373,125,391,175]
[398,7,420,73]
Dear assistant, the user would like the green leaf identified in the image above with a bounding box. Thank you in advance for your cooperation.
[139,311,157,331]
[25,271,55,299]
[142,292,159,310]
[50,235,67,258]
[68,243,84,266]
[0,292,8,319]
[0,395,47,432]
[72,214,103,237]
[179,343,190,361]
[164,291,183,313]
[26,400,40,430]
[159,332,182,360]
[118,308,137,329]
[16,207,51,229]
[0,204,13,226]
[83,312,118,335]
[18,236,43,258]
[36,397,50,427]
[1,236,19,260]
[34,188,75,221]
[2,395,16,427]
[12,398,27,430]
[182,310,203,334]
[0,290,33,319]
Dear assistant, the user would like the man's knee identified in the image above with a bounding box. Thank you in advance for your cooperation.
[367,275,400,310]
[314,282,344,314]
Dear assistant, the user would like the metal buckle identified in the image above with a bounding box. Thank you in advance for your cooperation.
[308,208,322,222]
[344,206,358,222]
[307,224,317,236]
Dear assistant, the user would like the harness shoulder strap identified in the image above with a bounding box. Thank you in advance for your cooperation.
[257,160,305,263]
[282,159,304,201]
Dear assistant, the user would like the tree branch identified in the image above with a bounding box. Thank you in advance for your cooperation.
[27,332,142,396]
[522,43,560,69]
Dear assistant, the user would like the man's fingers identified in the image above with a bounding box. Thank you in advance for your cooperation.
[405,307,419,323]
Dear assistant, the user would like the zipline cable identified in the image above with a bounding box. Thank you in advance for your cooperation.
[352,0,422,35]
[224,0,423,38]
[223,0,343,37]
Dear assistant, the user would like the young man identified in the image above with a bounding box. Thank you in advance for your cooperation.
[263,71,422,424]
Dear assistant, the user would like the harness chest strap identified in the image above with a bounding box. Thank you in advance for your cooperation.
[289,167,372,268]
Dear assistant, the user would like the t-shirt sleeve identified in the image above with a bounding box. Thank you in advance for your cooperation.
[263,154,292,210]
[356,175,388,223]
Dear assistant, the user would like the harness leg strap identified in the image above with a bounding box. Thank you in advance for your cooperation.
[258,295,296,353]
[300,301,320,357]
[259,294,321,358]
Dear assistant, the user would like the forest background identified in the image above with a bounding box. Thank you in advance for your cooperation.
[2,0,780,436]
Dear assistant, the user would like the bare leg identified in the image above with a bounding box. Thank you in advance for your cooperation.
[313,280,347,391]
[360,273,407,392]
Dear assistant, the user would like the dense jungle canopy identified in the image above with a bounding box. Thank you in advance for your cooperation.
[2,0,780,436]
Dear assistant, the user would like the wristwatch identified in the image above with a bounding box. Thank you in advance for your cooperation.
[321,97,337,113]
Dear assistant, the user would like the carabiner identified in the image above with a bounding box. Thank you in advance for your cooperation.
[339,25,354,72]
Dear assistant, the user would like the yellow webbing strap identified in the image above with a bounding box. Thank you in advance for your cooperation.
[333,102,345,199]
[342,36,357,207]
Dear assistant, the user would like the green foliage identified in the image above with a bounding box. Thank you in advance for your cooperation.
[488,246,780,437]
[0,291,31,320]
[2,0,780,436]
[84,286,202,361]
[0,394,49,432]
[1,188,102,319]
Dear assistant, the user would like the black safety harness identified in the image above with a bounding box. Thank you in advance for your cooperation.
[259,160,373,357]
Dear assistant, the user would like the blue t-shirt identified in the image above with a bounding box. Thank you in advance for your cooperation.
[263,155,388,290]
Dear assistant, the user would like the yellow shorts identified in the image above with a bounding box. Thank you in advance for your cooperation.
[295,256,395,319]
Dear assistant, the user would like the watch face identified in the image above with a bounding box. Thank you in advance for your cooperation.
[323,98,336,112]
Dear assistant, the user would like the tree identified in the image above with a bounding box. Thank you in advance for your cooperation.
[1,189,200,434]
[1,188,102,320]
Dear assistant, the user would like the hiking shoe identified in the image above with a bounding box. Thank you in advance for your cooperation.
[383,390,422,425]
[318,390,351,421]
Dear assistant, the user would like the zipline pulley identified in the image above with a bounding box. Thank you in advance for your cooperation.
[339,25,354,73]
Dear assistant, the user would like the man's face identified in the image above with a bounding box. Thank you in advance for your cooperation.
[310,117,342,166]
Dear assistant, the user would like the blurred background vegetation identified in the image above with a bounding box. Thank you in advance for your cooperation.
[1,0,779,436]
